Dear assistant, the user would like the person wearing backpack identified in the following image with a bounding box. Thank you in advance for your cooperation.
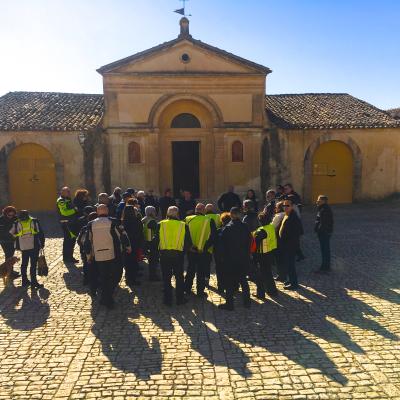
[85,204,131,309]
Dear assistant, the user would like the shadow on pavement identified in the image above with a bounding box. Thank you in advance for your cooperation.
[0,285,50,330]
[90,288,162,380]
[62,261,88,295]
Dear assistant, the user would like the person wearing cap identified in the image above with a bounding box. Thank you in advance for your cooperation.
[84,204,131,309]
[142,206,160,281]
[10,210,45,288]
[0,206,19,278]
[314,195,334,273]
[218,207,252,310]
[57,186,79,263]
[126,188,136,196]
[184,203,217,298]
[116,192,132,221]
[156,206,192,306]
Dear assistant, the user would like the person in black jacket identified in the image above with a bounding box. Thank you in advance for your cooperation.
[278,199,303,290]
[217,186,241,212]
[242,200,259,283]
[122,205,144,287]
[84,205,131,309]
[144,189,160,215]
[242,200,260,233]
[283,183,302,207]
[0,206,19,278]
[73,189,91,217]
[76,206,96,286]
[263,189,276,222]
[159,188,176,219]
[109,187,122,206]
[178,190,196,219]
[218,207,252,311]
[214,212,231,294]
[314,195,334,273]
[244,189,258,212]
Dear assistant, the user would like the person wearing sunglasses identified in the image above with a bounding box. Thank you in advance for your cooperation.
[278,199,303,290]
[0,206,19,278]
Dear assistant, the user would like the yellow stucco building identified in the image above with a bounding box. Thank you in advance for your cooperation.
[0,18,399,211]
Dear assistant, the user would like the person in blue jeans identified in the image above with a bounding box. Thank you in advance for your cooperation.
[314,195,334,273]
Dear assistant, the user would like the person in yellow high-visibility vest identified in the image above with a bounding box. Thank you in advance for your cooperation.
[10,210,45,288]
[156,206,192,306]
[142,206,160,281]
[253,212,279,299]
[184,203,217,298]
[56,186,79,263]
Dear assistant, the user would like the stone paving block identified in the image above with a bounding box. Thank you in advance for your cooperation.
[0,205,399,399]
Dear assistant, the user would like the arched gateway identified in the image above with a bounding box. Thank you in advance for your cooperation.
[8,143,57,211]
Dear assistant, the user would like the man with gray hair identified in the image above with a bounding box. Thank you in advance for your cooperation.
[156,206,192,306]
[142,206,160,281]
[96,192,116,217]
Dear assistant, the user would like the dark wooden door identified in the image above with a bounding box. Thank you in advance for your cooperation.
[172,141,200,198]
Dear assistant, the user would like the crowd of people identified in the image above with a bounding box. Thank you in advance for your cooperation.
[0,184,334,311]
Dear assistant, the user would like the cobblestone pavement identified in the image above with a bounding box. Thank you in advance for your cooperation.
[0,201,399,400]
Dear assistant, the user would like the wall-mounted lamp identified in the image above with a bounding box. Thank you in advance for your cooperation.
[78,132,87,147]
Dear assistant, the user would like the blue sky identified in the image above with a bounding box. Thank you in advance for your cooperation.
[1,0,399,109]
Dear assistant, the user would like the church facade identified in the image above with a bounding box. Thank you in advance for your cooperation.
[0,18,399,211]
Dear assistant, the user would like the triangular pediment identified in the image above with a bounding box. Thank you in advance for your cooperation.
[98,38,271,75]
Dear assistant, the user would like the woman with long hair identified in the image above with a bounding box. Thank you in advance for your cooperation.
[244,189,258,212]
[73,189,90,216]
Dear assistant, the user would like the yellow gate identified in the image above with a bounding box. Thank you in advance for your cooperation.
[312,141,353,204]
[8,143,57,211]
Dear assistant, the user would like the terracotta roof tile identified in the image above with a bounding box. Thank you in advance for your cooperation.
[387,108,400,119]
[265,93,400,129]
[0,91,104,131]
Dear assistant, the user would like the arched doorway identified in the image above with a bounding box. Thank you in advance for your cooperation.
[8,143,57,211]
[153,96,220,199]
[312,141,353,203]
